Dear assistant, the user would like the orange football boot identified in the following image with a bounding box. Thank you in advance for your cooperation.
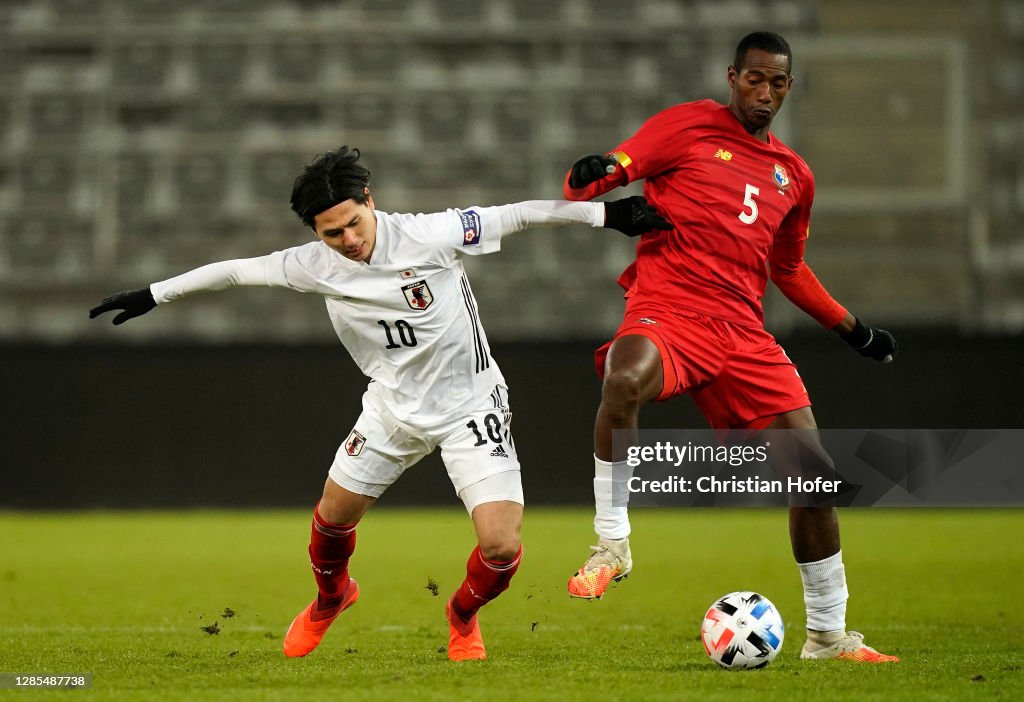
[567,537,632,599]
[283,578,359,657]
[445,597,486,661]
[800,631,900,663]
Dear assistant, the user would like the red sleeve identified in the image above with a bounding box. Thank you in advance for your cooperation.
[768,169,847,328]
[563,101,707,201]
[769,238,847,328]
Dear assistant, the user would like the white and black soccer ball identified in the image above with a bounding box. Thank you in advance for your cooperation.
[701,591,784,669]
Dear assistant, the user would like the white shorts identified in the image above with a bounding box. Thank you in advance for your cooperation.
[328,383,524,513]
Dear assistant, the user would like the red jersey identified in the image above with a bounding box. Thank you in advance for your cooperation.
[565,99,845,329]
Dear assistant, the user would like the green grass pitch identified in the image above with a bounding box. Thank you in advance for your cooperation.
[1,508,1021,701]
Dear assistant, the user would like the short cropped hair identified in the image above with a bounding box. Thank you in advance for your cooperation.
[733,31,793,73]
[290,146,371,228]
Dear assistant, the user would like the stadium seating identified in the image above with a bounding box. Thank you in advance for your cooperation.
[0,0,1018,340]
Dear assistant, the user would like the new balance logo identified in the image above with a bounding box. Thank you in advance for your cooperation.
[489,445,508,458]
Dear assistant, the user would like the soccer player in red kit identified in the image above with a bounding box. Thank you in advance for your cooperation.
[563,32,900,662]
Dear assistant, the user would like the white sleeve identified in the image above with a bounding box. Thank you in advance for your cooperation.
[150,246,321,304]
[448,200,605,255]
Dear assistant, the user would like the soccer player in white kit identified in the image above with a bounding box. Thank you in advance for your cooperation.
[90,146,670,661]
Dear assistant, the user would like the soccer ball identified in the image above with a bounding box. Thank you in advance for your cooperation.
[701,591,784,669]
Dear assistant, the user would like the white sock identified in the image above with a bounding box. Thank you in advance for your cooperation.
[593,455,633,540]
[798,550,848,633]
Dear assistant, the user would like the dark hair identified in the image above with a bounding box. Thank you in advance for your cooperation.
[290,146,371,228]
[733,31,792,73]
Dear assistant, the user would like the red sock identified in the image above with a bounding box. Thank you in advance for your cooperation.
[308,502,357,618]
[451,545,522,621]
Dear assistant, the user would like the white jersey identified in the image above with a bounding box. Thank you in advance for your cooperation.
[151,200,604,428]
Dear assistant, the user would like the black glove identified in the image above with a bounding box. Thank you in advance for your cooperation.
[841,318,898,363]
[568,153,619,189]
[89,287,157,325]
[603,196,672,237]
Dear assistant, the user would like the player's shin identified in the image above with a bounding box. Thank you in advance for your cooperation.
[797,550,848,635]
[797,551,899,662]
[594,455,633,540]
[309,502,357,617]
[451,545,522,621]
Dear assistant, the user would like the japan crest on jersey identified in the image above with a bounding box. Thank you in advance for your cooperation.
[401,280,433,310]
[345,430,366,457]
[772,164,791,191]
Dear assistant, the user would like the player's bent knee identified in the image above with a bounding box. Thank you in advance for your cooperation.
[478,537,522,563]
[318,477,376,524]
[602,367,656,406]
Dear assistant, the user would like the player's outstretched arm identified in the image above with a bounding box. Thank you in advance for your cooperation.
[89,287,156,325]
[470,197,666,247]
[89,253,319,326]
[834,314,898,363]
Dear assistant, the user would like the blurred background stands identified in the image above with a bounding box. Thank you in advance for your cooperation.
[0,0,1020,341]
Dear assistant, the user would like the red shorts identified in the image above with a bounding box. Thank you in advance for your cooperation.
[595,299,810,430]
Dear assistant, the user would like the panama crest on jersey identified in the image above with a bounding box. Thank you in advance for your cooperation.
[772,164,791,191]
[345,430,366,457]
[401,280,433,310]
